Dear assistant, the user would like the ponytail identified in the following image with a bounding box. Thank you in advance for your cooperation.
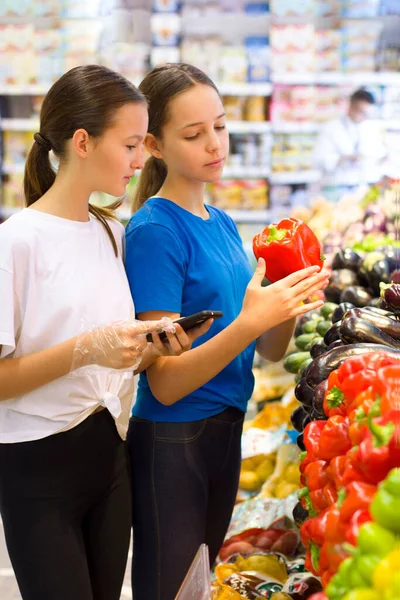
[24,137,56,206]
[132,156,167,213]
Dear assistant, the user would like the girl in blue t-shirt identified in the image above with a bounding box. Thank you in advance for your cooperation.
[125,63,328,600]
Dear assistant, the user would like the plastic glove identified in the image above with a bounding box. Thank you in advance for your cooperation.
[71,317,175,371]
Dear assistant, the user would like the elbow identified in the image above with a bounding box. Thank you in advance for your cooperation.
[264,350,287,363]
[148,380,179,406]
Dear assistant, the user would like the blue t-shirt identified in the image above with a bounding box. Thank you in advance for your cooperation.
[125,198,256,422]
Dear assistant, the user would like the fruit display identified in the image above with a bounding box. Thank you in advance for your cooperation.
[291,180,399,262]
[212,553,323,600]
[294,352,399,600]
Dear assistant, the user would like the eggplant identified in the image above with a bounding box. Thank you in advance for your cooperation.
[313,379,328,416]
[375,245,400,274]
[340,286,373,307]
[310,338,328,359]
[305,344,400,388]
[359,252,389,294]
[331,302,354,324]
[391,269,400,284]
[324,321,342,346]
[297,433,305,451]
[325,269,359,303]
[310,408,328,421]
[381,282,400,314]
[339,316,400,349]
[327,339,345,351]
[367,296,384,308]
[295,378,315,408]
[290,405,309,433]
[293,502,309,527]
[345,307,400,339]
[332,248,363,272]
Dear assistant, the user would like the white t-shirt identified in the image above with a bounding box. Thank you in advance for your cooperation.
[0,208,136,443]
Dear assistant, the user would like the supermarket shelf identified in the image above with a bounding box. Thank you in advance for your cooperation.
[272,72,400,86]
[223,166,270,178]
[0,84,49,95]
[2,164,25,175]
[0,82,273,97]
[226,209,277,223]
[227,121,271,134]
[269,170,321,184]
[117,207,277,224]
[217,82,272,96]
[1,118,39,131]
[385,120,400,130]
[272,122,320,133]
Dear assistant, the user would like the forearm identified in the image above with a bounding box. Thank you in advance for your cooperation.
[256,317,296,362]
[134,344,158,374]
[147,316,255,405]
[0,338,77,401]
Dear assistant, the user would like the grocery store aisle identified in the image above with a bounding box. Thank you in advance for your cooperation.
[0,521,133,599]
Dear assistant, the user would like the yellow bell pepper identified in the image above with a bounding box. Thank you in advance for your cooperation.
[373,548,400,592]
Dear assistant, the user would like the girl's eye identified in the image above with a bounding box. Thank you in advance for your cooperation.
[215,125,226,130]
[126,145,136,150]
[185,134,199,141]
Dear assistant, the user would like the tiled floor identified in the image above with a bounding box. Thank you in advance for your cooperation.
[0,522,133,599]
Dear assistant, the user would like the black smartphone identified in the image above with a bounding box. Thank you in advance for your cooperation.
[146,310,223,343]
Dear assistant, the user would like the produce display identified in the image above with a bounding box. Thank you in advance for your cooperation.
[296,353,399,600]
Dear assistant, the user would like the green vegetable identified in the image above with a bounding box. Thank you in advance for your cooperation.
[295,333,320,350]
[303,319,322,333]
[283,352,311,374]
[370,468,400,533]
[357,522,397,557]
[316,320,332,336]
[320,302,339,320]
[298,357,313,377]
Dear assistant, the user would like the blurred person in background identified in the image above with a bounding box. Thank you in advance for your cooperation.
[315,88,388,188]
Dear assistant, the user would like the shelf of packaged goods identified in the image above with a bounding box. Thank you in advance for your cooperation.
[0,84,50,95]
[272,72,400,86]
[269,170,322,185]
[1,118,39,131]
[227,121,271,134]
[217,82,273,96]
[117,207,278,224]
[1,164,25,175]
[272,122,320,133]
[223,166,270,179]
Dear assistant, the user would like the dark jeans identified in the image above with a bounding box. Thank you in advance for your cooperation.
[127,405,244,600]
[0,409,131,600]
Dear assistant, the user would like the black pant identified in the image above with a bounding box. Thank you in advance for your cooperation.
[127,406,244,600]
[0,409,131,600]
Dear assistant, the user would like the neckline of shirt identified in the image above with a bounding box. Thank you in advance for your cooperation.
[150,197,215,224]
[22,208,96,229]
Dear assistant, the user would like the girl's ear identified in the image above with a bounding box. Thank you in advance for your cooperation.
[145,133,163,159]
[71,128,91,158]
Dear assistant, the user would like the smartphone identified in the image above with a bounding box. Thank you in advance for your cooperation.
[146,310,223,343]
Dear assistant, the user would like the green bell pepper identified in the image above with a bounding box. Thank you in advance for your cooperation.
[357,522,397,557]
[370,468,400,534]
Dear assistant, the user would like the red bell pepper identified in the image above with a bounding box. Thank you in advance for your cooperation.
[351,413,396,484]
[345,509,371,546]
[339,369,377,403]
[324,504,344,544]
[252,217,324,283]
[304,460,330,491]
[337,353,398,385]
[303,420,326,457]
[339,481,377,524]
[318,416,352,461]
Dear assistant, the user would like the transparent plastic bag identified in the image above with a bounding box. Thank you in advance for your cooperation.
[71,317,175,372]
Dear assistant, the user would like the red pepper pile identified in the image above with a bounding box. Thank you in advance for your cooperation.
[298,352,400,587]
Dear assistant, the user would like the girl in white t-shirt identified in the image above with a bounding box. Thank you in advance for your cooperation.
[0,65,209,600]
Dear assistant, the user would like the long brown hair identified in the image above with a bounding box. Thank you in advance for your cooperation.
[24,65,146,256]
[133,63,219,212]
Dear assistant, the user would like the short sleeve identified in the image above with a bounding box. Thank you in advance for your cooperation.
[125,223,187,314]
[0,267,18,358]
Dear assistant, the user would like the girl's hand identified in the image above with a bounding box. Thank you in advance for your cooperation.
[71,318,176,371]
[150,319,213,358]
[240,258,330,338]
